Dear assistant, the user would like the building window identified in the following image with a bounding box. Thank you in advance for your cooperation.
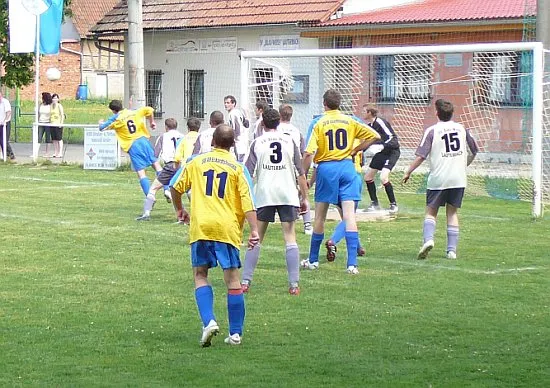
[145,70,163,118]
[185,70,205,118]
[375,54,433,103]
[253,68,274,106]
[473,52,532,107]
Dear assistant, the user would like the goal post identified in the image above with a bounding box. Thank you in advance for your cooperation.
[240,42,546,217]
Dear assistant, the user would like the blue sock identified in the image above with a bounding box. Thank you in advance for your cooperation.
[309,232,324,263]
[227,290,245,335]
[331,221,346,245]
[163,185,170,192]
[139,177,150,196]
[195,285,215,327]
[345,231,359,267]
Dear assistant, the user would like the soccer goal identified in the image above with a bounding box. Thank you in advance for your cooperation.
[240,42,549,217]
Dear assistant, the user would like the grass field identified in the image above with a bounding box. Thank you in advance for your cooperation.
[0,163,549,387]
[12,99,110,144]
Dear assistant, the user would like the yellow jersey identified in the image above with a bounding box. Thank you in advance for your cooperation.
[172,148,255,248]
[102,107,154,152]
[305,110,379,164]
[174,131,200,164]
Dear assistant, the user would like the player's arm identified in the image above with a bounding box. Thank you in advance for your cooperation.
[99,113,118,131]
[244,141,258,176]
[466,130,479,166]
[154,136,163,158]
[137,106,156,131]
[4,101,12,123]
[170,164,192,223]
[402,156,425,183]
[308,165,317,188]
[403,129,432,183]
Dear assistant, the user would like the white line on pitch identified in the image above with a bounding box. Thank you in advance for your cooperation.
[259,245,543,275]
[7,176,114,186]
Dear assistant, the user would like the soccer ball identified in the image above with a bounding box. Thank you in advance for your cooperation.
[46,67,61,81]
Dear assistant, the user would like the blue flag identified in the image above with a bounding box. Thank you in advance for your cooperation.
[39,0,63,55]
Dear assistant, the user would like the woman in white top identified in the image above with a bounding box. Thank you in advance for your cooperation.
[50,93,65,157]
[38,92,53,156]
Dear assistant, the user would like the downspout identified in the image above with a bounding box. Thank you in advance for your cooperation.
[60,41,84,84]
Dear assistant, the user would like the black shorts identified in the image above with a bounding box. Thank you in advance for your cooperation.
[426,188,465,209]
[50,126,63,141]
[38,126,52,143]
[257,205,298,223]
[369,148,400,171]
[157,162,178,185]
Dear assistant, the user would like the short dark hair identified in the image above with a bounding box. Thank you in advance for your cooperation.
[108,100,123,112]
[165,118,178,130]
[213,124,235,150]
[52,93,60,100]
[41,92,53,105]
[209,110,225,127]
[279,104,293,121]
[224,95,236,105]
[323,89,341,110]
[262,108,280,130]
[187,117,201,132]
[255,100,269,112]
[435,99,454,122]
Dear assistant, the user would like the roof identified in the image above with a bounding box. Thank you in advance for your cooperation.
[70,0,121,37]
[91,0,345,34]
[321,0,536,26]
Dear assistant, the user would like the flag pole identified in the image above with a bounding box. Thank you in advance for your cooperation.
[32,14,40,162]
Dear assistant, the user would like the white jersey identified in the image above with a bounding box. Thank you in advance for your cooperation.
[227,108,249,157]
[416,120,478,190]
[244,130,304,208]
[155,129,184,163]
[192,127,215,155]
[277,122,305,154]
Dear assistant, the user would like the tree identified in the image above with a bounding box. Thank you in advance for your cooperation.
[0,0,72,89]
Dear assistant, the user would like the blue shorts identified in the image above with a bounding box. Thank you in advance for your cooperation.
[191,240,241,270]
[128,137,157,171]
[315,160,362,205]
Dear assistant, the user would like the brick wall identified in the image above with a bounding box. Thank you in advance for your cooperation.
[18,42,82,101]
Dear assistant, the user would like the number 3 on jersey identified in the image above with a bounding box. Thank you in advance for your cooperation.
[127,120,137,134]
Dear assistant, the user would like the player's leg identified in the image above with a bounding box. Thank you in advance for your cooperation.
[325,206,344,262]
[364,167,380,211]
[301,197,313,235]
[220,243,245,345]
[279,206,300,295]
[380,167,397,212]
[340,162,363,273]
[418,190,441,259]
[445,188,464,259]
[341,199,360,273]
[301,201,329,270]
[241,218,269,292]
[135,168,150,196]
[136,178,163,220]
[302,162,338,269]
[191,241,219,347]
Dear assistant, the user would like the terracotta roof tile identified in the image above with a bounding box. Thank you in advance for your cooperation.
[70,0,121,37]
[91,0,345,34]
[321,0,536,26]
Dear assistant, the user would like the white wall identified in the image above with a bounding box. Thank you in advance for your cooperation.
[142,27,322,135]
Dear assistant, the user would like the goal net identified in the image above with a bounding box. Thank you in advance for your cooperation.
[240,42,549,217]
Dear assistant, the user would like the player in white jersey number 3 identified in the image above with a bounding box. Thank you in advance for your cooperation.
[241,107,309,295]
